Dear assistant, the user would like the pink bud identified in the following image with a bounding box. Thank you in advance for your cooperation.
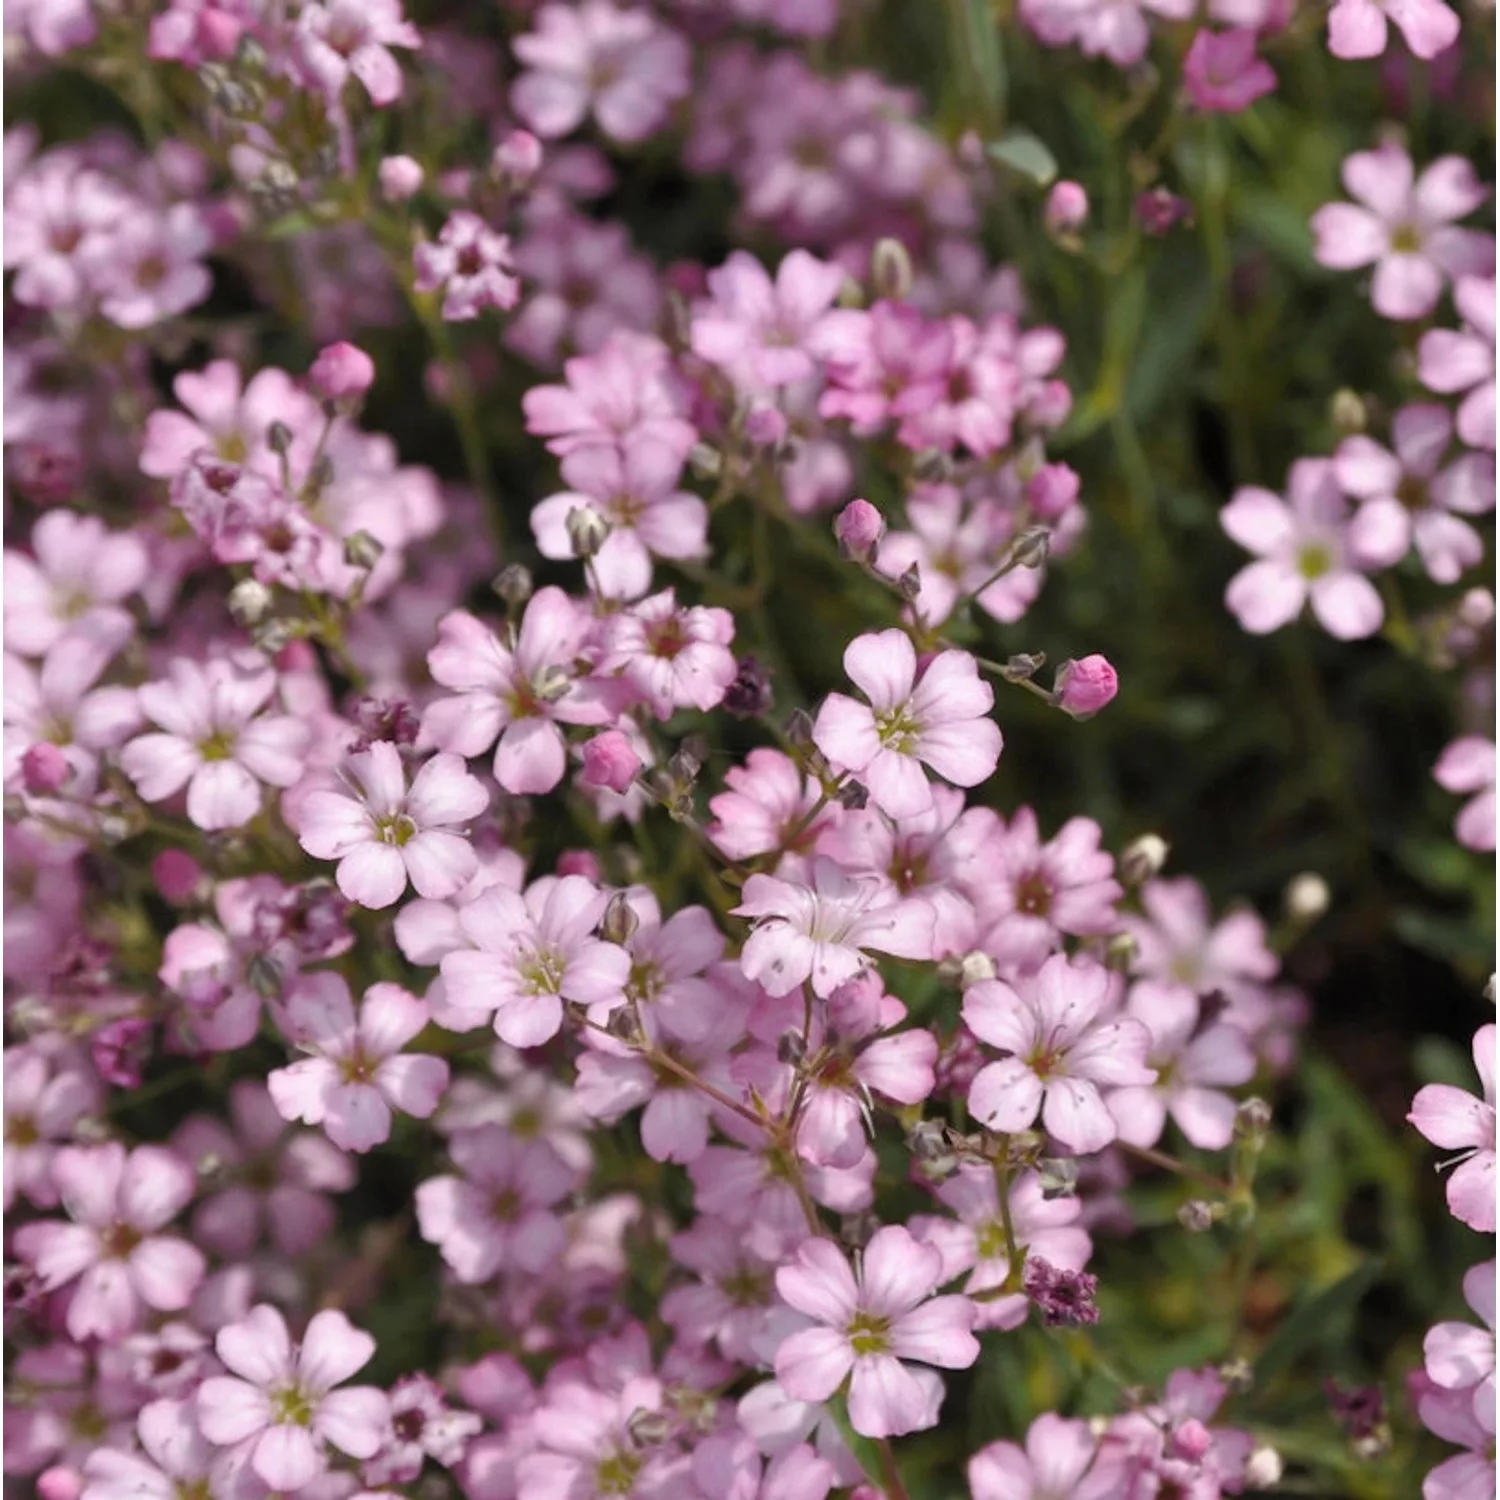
[556,849,603,882]
[152,850,204,906]
[37,1468,82,1500]
[835,499,885,560]
[1025,463,1080,520]
[493,130,543,190]
[309,342,375,401]
[745,405,789,447]
[378,155,425,203]
[1053,655,1118,720]
[21,743,69,795]
[1045,180,1089,234]
[1171,1418,1214,1462]
[580,731,642,795]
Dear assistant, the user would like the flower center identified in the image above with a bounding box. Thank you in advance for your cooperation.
[338,1049,378,1086]
[846,1310,892,1356]
[490,1187,521,1222]
[270,1383,314,1427]
[101,1221,142,1259]
[976,1219,1009,1261]
[6,1116,39,1147]
[518,944,566,996]
[199,731,237,762]
[1297,543,1333,580]
[393,1407,427,1443]
[1014,870,1054,917]
[874,705,920,755]
[375,813,419,847]
[595,1451,641,1495]
[1390,223,1423,254]
[1397,473,1428,513]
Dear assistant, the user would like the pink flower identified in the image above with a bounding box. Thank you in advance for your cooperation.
[968,1414,1126,1500]
[119,658,311,832]
[691,250,845,392]
[773,1227,979,1439]
[1183,29,1277,112]
[964,954,1157,1154]
[81,1400,222,1500]
[438,875,631,1046]
[147,0,246,64]
[895,315,1021,456]
[579,729,642,794]
[268,977,449,1153]
[295,0,420,107]
[309,341,375,401]
[817,302,955,437]
[1045,181,1090,234]
[1221,458,1388,639]
[378,154,424,201]
[1311,147,1492,321]
[365,1375,482,1484]
[1327,0,1458,59]
[1336,404,1494,584]
[1412,1370,1496,1500]
[1109,1368,1253,1497]
[813,631,1001,819]
[413,213,520,322]
[1421,276,1495,451]
[733,858,936,997]
[1052,654,1119,720]
[298,742,488,909]
[82,204,213,330]
[12,1143,204,1343]
[196,1305,389,1490]
[1409,1024,1496,1233]
[834,500,885,561]
[1424,1261,1496,1427]
[529,434,708,600]
[420,592,610,795]
[600,589,738,720]
[4,511,148,658]
[3,1044,101,1210]
[708,748,839,865]
[415,1125,579,1281]
[511,0,690,144]
[1434,737,1495,852]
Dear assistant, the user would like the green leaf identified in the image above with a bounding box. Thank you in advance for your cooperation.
[954,0,1007,124]
[1253,1260,1383,1386]
[987,129,1058,187]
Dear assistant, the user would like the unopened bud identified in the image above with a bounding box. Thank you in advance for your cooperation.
[1000,652,1046,682]
[871,237,913,301]
[1330,388,1367,436]
[246,953,283,999]
[1044,180,1089,236]
[253,618,295,654]
[1105,932,1138,972]
[672,734,708,783]
[1036,1156,1079,1199]
[624,1408,672,1448]
[1120,833,1169,885]
[835,499,885,561]
[379,155,424,202]
[265,420,293,455]
[911,449,954,484]
[21,744,70,796]
[687,442,722,480]
[834,275,864,310]
[840,1211,878,1250]
[308,453,335,492]
[785,708,815,750]
[1235,1096,1272,1139]
[777,1030,807,1067]
[491,129,543,191]
[228,578,273,627]
[744,405,788,448]
[1178,1199,1218,1232]
[907,1119,950,1162]
[835,780,870,812]
[1245,1448,1283,1488]
[1458,588,1495,630]
[723,655,773,719]
[898,562,923,601]
[959,950,997,988]
[1052,654,1118,720]
[566,505,609,559]
[605,1005,643,1044]
[581,731,642,795]
[343,530,385,570]
[1485,974,1496,1005]
[309,341,375,402]
[1218,1357,1254,1395]
[492,564,533,608]
[600,892,639,947]
[1284,872,1330,922]
[1012,527,1051,568]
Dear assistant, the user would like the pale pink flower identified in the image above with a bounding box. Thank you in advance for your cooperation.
[81,1399,224,1500]
[1123,876,1279,999]
[733,859,937,997]
[3,1044,101,1210]
[365,1375,482,1485]
[530,434,708,599]
[1311,147,1492,321]
[964,954,1157,1154]
[773,1227,979,1439]
[4,511,149,657]
[690,1435,835,1500]
[1336,404,1493,584]
[419,592,611,795]
[1183,29,1277,111]
[600,589,738,720]
[511,0,690,144]
[415,1124,579,1281]
[268,977,449,1153]
[1420,276,1495,451]
[119,658,311,832]
[1105,981,1258,1150]
[437,875,631,1046]
[1424,1261,1496,1427]
[83,204,212,330]
[196,1305,389,1491]
[817,301,956,437]
[413,212,520,322]
[12,1143,204,1343]
[296,0,420,107]
[708,748,840,866]
[1412,1370,1496,1500]
[579,729,642,793]
[1409,1023,1495,1232]
[4,155,129,311]
[147,0,247,64]
[895,315,1021,456]
[661,1218,780,1364]
[1108,1368,1253,1498]
[1327,0,1458,59]
[1434,736,1496,852]
[813,630,1001,819]
[298,743,488,909]
[1221,458,1388,639]
[968,1414,1127,1500]
[1019,0,1194,65]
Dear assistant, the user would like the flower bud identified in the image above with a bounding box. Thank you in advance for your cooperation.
[581,730,643,795]
[1330,388,1367,436]
[566,505,610,559]
[1459,588,1495,629]
[959,950,997,988]
[309,341,376,402]
[600,891,640,946]
[1245,1448,1283,1488]
[687,442,722,480]
[152,850,204,905]
[723,655,773,719]
[1170,1419,1213,1462]
[1178,1199,1218,1232]
[343,530,385,571]
[1000,652,1046,682]
[911,448,954,484]
[1052,655,1119,720]
[1025,463,1080,520]
[1135,187,1193,236]
[785,708,816,749]
[1012,527,1051,568]
[898,562,923,601]
[227,578,273,627]
[265,420,293,455]
[871,237,913,301]
[492,564,533,608]
[379,154,424,202]
[744,405,788,448]
[1283,872,1329,922]
[776,1029,807,1066]
[1036,1156,1079,1199]
[834,499,885,561]
[1235,1096,1272,1139]
[557,849,602,882]
[1120,833,1170,885]
[492,129,543,191]
[37,1468,82,1500]
[21,743,69,796]
[1044,180,1089,235]
[1105,932,1138,972]
[835,780,869,811]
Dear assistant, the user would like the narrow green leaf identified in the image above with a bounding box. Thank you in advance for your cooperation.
[986,128,1057,187]
[1253,1260,1382,1385]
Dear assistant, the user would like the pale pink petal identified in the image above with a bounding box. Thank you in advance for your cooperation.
[774,1327,854,1404]
[968,1058,1044,1133]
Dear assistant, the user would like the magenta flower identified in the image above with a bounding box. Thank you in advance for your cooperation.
[438,874,631,1046]
[1327,0,1458,59]
[813,630,1001,820]
[1425,1260,1495,1427]
[1409,1023,1495,1232]
[119,658,311,832]
[511,0,690,144]
[196,1305,389,1490]
[773,1227,979,1439]
[1222,458,1388,640]
[1183,29,1277,112]
[968,1414,1127,1500]
[733,859,937,998]
[1311,146,1492,321]
[415,1124,579,1281]
[268,977,449,1153]
[964,954,1157,1154]
[1421,276,1495,451]
[420,592,610,796]
[12,1142,205,1343]
[4,510,148,657]
[295,0,420,107]
[298,742,489,909]
[600,589,738,720]
[1434,737,1495,852]
[413,213,520,323]
[1336,404,1494,584]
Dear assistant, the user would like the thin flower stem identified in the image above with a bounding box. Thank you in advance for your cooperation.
[875,1437,913,1500]
[1117,1140,1231,1196]
[630,1036,768,1133]
[974,657,1056,702]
